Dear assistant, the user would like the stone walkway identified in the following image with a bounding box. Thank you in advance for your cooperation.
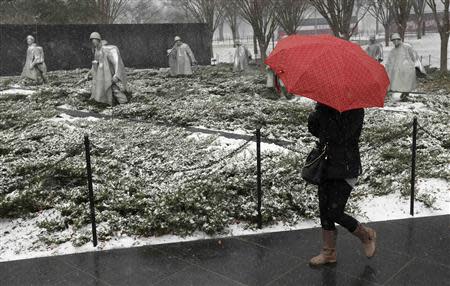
[1,215,449,285]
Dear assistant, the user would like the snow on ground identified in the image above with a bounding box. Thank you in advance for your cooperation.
[1,176,448,263]
[1,36,448,262]
[1,91,446,263]
[213,38,276,63]
[381,92,435,114]
[192,125,253,136]
[0,88,37,96]
[213,134,292,155]
[0,212,318,263]
[1,124,448,263]
[47,112,100,123]
[356,178,450,222]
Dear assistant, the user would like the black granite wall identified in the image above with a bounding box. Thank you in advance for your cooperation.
[0,24,211,76]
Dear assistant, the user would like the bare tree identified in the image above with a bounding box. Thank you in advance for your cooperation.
[426,0,450,72]
[390,0,413,40]
[0,0,24,23]
[309,0,369,40]
[123,0,162,24]
[235,0,278,63]
[271,0,311,35]
[66,0,102,24]
[173,0,224,54]
[412,0,426,38]
[368,0,394,46]
[95,0,130,23]
[159,0,194,23]
[217,19,225,40]
[0,0,136,24]
[0,0,71,24]
[221,0,241,43]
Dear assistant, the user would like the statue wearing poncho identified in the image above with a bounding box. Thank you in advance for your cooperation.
[168,36,197,76]
[385,43,418,93]
[89,42,128,105]
[21,36,47,84]
[233,41,251,72]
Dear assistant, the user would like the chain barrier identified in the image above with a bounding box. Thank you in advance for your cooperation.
[416,123,446,142]
[260,124,413,158]
[90,135,254,175]
[360,124,412,156]
[259,130,308,155]
[277,141,309,155]
[416,123,449,167]
[16,142,85,193]
[2,132,58,145]
[110,109,183,129]
[28,142,84,180]
[156,136,254,174]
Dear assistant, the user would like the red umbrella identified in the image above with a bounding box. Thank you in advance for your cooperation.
[265,34,390,112]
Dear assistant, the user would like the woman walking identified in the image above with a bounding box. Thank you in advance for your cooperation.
[307,103,376,266]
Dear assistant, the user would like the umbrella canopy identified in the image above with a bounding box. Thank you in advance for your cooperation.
[265,34,390,112]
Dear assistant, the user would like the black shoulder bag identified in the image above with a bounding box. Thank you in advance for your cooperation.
[301,142,327,185]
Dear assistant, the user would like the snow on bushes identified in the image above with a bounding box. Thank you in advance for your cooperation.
[0,64,448,247]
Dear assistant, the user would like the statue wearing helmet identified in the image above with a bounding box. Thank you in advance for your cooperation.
[365,35,383,63]
[83,32,128,105]
[89,32,101,41]
[21,35,47,84]
[233,40,251,72]
[167,36,197,76]
[385,33,421,100]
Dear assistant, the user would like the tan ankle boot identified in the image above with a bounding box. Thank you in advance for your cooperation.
[352,224,377,258]
[309,229,337,266]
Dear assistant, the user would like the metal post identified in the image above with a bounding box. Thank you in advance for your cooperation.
[410,117,417,216]
[84,134,98,247]
[429,54,431,66]
[256,128,262,229]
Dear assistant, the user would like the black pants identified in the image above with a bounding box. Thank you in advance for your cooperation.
[318,179,359,232]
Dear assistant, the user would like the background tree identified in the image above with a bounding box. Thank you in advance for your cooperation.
[95,0,130,24]
[309,0,368,40]
[368,0,394,46]
[235,0,278,63]
[0,0,69,24]
[66,0,101,24]
[271,0,311,35]
[0,0,30,23]
[412,0,426,38]
[122,0,163,24]
[391,0,413,40]
[173,0,224,54]
[426,0,450,72]
[0,0,129,24]
[217,19,225,41]
[221,0,241,43]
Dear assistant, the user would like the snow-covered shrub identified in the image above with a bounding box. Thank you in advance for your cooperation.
[1,65,448,246]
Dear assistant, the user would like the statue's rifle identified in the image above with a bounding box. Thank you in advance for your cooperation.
[74,77,89,87]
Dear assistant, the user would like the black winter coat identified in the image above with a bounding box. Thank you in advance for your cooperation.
[307,103,364,179]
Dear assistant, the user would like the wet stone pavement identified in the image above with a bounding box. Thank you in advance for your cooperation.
[1,215,449,286]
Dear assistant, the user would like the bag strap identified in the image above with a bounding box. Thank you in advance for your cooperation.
[304,144,327,167]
